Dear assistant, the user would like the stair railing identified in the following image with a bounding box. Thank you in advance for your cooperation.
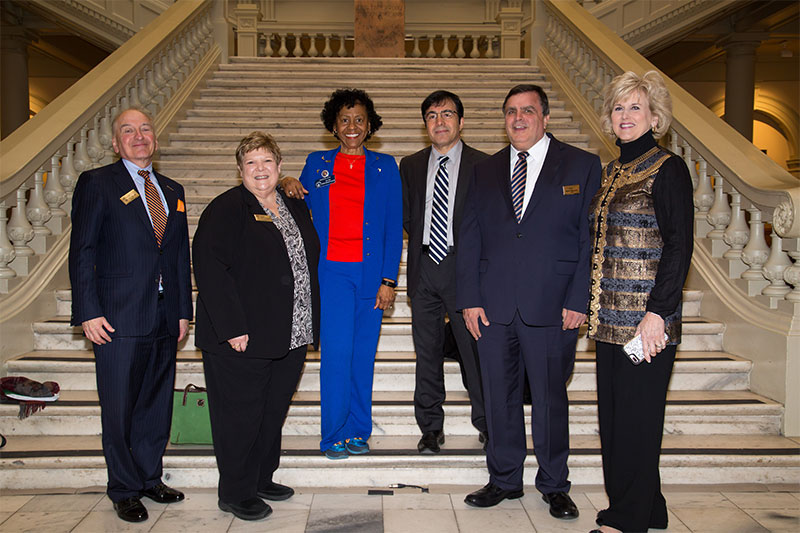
[0,0,218,321]
[541,0,800,436]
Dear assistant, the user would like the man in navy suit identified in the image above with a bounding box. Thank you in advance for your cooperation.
[457,85,601,517]
[69,107,192,523]
[400,91,488,454]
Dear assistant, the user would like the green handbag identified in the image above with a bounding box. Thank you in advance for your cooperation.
[169,383,213,444]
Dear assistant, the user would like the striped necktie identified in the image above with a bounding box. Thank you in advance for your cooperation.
[428,155,450,264]
[139,169,167,246]
[511,151,528,222]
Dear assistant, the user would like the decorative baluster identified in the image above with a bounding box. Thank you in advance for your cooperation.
[137,74,152,109]
[470,36,480,58]
[485,36,495,58]
[27,168,52,239]
[681,139,699,188]
[694,156,713,214]
[87,115,105,167]
[440,36,451,58]
[322,35,333,57]
[455,35,466,58]
[425,37,437,58]
[278,34,289,57]
[784,251,800,302]
[154,54,172,99]
[99,104,114,165]
[308,34,319,57]
[292,34,303,57]
[706,173,730,240]
[75,126,93,172]
[337,35,347,57]
[0,203,16,280]
[60,140,79,192]
[762,232,792,297]
[740,207,769,281]
[8,187,35,257]
[44,154,68,224]
[408,36,419,58]
[722,191,749,261]
[670,130,682,158]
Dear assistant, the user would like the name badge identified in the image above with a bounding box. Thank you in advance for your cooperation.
[315,170,335,188]
[254,214,273,222]
[562,184,580,195]
[120,189,140,205]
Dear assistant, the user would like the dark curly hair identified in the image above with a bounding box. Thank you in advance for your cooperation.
[321,88,383,142]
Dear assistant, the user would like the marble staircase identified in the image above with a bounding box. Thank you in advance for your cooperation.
[1,58,798,490]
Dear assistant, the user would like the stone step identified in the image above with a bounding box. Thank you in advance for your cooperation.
[206,76,547,87]
[195,85,554,98]
[8,345,742,393]
[182,108,576,120]
[0,389,779,437]
[30,316,725,354]
[223,57,538,69]
[190,97,567,109]
[2,434,797,489]
[53,287,703,324]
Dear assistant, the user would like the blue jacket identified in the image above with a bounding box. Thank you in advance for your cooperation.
[299,146,402,299]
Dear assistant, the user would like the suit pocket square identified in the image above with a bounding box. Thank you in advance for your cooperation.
[562,184,580,195]
[176,199,185,212]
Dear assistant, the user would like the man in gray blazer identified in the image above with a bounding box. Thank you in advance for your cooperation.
[400,91,489,454]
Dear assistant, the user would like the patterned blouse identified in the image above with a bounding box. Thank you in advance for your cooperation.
[263,194,313,349]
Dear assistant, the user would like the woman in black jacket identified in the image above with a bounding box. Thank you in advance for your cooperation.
[192,131,320,521]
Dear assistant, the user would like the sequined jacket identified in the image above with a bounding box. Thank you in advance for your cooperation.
[587,142,689,345]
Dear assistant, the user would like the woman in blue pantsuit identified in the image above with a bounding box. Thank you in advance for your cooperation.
[282,89,402,459]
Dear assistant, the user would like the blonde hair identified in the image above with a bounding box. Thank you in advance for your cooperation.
[235,131,282,166]
[601,71,672,139]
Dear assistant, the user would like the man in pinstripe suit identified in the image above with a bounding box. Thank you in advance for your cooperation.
[69,107,192,523]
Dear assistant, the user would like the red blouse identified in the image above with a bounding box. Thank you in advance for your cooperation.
[326,153,366,261]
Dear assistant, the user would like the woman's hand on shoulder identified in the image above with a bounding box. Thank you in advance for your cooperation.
[280,177,308,199]
[634,312,666,363]
[227,334,249,352]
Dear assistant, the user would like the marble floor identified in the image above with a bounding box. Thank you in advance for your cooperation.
[1,485,798,532]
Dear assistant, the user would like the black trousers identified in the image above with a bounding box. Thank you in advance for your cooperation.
[478,312,576,492]
[411,253,486,434]
[595,341,676,532]
[94,298,176,502]
[202,345,306,503]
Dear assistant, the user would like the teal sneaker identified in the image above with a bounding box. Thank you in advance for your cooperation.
[345,437,370,454]
[324,441,348,460]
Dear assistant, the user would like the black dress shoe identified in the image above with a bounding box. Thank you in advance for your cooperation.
[542,491,579,519]
[417,430,444,454]
[219,498,272,521]
[464,482,524,507]
[113,497,148,522]
[141,482,185,504]
[257,481,294,501]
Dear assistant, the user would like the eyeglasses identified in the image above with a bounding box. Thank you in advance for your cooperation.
[424,110,458,122]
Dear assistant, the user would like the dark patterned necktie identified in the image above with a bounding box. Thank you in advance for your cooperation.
[428,155,450,264]
[139,169,167,246]
[511,151,528,222]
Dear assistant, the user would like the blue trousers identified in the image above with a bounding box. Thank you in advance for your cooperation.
[93,298,176,502]
[319,259,383,451]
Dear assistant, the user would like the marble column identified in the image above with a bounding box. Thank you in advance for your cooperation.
[1,26,31,139]
[720,34,765,142]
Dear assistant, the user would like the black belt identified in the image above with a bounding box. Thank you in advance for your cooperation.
[158,291,165,300]
[422,244,455,254]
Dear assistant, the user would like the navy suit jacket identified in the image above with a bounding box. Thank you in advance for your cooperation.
[456,134,601,326]
[400,142,488,298]
[69,159,193,337]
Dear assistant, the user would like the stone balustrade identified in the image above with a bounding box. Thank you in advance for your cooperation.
[0,1,216,297]
[542,3,800,313]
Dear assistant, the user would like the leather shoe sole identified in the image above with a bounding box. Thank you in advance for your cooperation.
[219,498,272,521]
[113,497,148,523]
[541,491,579,519]
[465,483,524,508]
[257,481,294,501]
[417,431,445,454]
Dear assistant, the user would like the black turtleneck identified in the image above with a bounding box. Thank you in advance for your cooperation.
[615,130,694,320]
